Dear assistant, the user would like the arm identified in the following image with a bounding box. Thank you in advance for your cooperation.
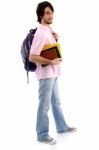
[29,54,51,65]
[29,54,62,65]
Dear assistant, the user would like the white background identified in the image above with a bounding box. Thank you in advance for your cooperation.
[0,0,99,150]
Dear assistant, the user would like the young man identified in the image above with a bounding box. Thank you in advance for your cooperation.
[29,1,77,145]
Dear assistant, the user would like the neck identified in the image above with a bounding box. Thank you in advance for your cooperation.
[41,21,50,27]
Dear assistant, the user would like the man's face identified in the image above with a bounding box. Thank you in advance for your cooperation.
[41,7,53,24]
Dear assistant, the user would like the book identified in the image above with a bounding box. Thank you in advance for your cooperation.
[40,43,62,67]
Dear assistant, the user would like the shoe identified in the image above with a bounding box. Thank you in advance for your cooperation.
[58,127,77,133]
[66,127,77,132]
[38,136,56,145]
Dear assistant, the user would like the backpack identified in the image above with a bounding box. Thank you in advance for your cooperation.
[21,28,37,83]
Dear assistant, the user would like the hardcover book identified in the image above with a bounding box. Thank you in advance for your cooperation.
[40,43,62,67]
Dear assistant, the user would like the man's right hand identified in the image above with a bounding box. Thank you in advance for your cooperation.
[51,58,62,65]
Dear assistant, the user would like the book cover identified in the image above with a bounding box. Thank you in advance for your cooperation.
[40,43,62,67]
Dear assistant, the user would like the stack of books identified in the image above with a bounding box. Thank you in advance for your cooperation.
[40,43,62,67]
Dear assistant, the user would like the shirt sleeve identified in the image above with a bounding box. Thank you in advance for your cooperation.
[30,32,46,55]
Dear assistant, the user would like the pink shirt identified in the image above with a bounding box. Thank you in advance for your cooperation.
[30,24,61,80]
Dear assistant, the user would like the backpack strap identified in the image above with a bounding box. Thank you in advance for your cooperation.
[27,70,29,84]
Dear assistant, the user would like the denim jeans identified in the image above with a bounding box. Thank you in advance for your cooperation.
[36,77,69,141]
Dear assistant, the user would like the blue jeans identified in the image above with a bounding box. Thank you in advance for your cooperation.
[36,77,69,141]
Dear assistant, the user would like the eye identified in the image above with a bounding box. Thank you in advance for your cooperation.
[45,12,53,15]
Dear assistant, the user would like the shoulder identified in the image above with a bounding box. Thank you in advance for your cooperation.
[35,26,47,37]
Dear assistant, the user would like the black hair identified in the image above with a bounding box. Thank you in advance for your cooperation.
[36,1,54,23]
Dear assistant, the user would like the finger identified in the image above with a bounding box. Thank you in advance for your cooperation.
[58,58,62,61]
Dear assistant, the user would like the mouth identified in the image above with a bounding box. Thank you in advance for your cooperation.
[48,19,53,22]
